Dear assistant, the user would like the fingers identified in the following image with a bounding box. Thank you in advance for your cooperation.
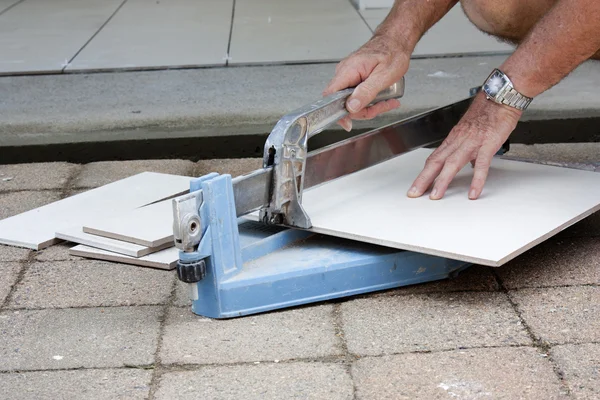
[338,116,352,132]
[468,147,495,199]
[407,146,451,198]
[428,148,473,200]
[348,99,400,120]
[323,59,366,96]
[346,65,394,113]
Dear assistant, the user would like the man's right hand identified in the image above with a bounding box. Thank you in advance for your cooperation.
[322,33,411,132]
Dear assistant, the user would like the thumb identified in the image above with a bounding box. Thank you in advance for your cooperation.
[345,66,395,113]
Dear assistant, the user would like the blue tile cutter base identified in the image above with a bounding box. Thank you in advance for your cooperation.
[180,172,470,319]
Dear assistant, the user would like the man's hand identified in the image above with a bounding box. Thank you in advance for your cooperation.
[322,34,410,132]
[407,92,522,200]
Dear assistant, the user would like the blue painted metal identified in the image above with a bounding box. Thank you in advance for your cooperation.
[182,173,472,319]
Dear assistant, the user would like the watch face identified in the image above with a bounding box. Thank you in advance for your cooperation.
[484,70,507,97]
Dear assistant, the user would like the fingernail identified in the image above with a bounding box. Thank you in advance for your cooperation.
[469,189,477,199]
[347,99,361,113]
[342,120,352,132]
[407,186,418,197]
[430,188,438,199]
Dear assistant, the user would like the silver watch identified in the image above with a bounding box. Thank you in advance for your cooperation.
[482,68,532,111]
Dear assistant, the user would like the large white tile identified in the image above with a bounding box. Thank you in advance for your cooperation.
[289,149,600,266]
[230,0,372,64]
[361,4,514,56]
[0,0,123,74]
[68,0,233,71]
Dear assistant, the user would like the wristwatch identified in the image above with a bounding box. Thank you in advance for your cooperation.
[481,68,532,111]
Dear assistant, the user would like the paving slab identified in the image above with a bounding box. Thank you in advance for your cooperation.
[230,0,372,64]
[195,158,262,178]
[73,159,194,188]
[8,260,174,309]
[0,262,21,305]
[552,343,600,399]
[496,237,600,289]
[352,347,565,399]
[340,292,530,356]
[0,0,123,74]
[0,244,30,262]
[511,286,600,345]
[154,362,353,400]
[160,305,341,365]
[0,191,62,219]
[0,162,77,191]
[0,368,152,400]
[68,0,232,71]
[0,306,162,371]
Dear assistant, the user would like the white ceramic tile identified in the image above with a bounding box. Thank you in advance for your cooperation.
[83,199,173,247]
[229,0,372,64]
[0,0,123,74]
[361,4,514,56]
[56,226,172,257]
[70,245,178,270]
[68,0,233,71]
[259,149,600,266]
[0,172,191,250]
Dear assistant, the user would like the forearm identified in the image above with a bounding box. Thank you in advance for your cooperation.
[501,0,600,98]
[374,0,458,53]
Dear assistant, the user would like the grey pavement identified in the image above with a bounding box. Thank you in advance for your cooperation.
[0,143,598,399]
[1,57,600,147]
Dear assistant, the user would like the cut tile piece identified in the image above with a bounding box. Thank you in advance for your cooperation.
[70,245,178,270]
[360,4,514,56]
[56,226,171,257]
[0,172,190,250]
[290,149,600,266]
[83,199,173,247]
[229,0,372,64]
[0,0,123,74]
[68,0,232,71]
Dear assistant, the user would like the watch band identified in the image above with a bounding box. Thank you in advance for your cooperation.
[499,87,532,111]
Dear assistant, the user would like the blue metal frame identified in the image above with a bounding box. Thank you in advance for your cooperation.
[179,173,472,319]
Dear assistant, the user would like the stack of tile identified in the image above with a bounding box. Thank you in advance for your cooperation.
[0,172,189,270]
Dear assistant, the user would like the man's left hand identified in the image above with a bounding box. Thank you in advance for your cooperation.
[406,92,522,200]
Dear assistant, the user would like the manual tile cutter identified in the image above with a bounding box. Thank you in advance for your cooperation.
[171,79,506,318]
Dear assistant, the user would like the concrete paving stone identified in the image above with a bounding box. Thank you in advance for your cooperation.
[511,286,600,345]
[0,368,152,400]
[154,362,353,400]
[0,162,78,191]
[0,191,62,219]
[194,158,262,178]
[341,292,530,356]
[8,259,175,309]
[33,242,77,261]
[160,305,341,365]
[0,306,162,371]
[352,347,566,400]
[0,262,21,305]
[173,279,191,307]
[0,244,31,262]
[497,237,600,289]
[73,159,194,188]
[551,343,600,399]
[528,143,600,164]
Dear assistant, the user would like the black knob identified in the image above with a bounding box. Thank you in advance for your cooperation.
[177,258,207,283]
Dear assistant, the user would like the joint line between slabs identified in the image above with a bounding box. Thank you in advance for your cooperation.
[491,269,572,396]
[64,0,130,71]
